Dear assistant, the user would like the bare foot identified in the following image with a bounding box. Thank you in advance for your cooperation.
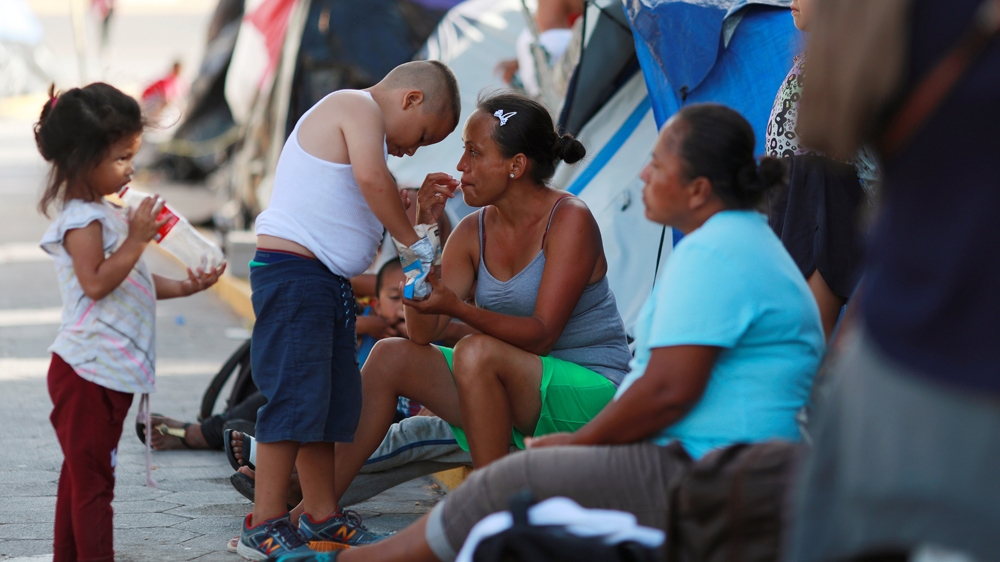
[229,430,248,465]
[147,415,208,450]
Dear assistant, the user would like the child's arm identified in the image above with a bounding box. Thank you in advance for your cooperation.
[351,273,378,298]
[343,99,437,246]
[153,263,226,299]
[64,197,165,301]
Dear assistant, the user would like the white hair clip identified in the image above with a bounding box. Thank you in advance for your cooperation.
[494,109,517,127]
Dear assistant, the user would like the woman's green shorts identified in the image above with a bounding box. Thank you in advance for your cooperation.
[436,346,618,451]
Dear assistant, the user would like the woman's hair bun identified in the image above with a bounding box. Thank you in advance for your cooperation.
[756,156,787,192]
[736,157,786,197]
[553,134,586,164]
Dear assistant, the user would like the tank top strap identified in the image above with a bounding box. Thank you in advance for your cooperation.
[542,194,574,248]
[478,207,487,262]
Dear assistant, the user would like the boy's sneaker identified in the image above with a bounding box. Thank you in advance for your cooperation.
[299,510,388,550]
[237,513,315,560]
[266,553,340,562]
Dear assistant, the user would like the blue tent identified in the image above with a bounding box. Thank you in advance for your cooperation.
[625,0,801,246]
[627,0,800,138]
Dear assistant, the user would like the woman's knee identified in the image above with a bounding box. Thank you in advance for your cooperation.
[364,338,421,384]
[451,334,503,385]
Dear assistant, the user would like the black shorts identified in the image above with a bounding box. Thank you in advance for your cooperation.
[249,258,361,443]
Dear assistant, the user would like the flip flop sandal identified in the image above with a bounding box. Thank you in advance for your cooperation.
[226,536,239,553]
[135,414,192,448]
[230,471,256,503]
[224,428,255,471]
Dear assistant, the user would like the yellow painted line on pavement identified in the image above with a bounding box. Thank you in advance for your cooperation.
[433,466,473,492]
[212,271,255,323]
[0,307,62,327]
[0,358,221,381]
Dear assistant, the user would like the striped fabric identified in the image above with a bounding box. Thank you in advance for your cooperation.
[40,199,157,394]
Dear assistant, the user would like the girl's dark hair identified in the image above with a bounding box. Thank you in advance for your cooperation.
[34,83,145,216]
[674,103,786,210]
[476,91,585,185]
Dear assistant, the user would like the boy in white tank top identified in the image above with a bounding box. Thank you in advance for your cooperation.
[238,60,461,560]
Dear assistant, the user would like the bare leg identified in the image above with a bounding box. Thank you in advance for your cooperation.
[334,338,464,503]
[296,442,338,519]
[339,514,437,562]
[251,441,298,525]
[451,335,543,467]
[808,270,847,341]
[236,465,304,514]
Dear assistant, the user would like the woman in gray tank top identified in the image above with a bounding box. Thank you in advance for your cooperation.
[334,92,630,488]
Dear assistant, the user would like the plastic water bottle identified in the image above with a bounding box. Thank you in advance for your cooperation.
[117,186,225,271]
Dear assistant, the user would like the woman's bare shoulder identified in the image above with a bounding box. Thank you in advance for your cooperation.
[548,196,598,233]
[444,210,482,258]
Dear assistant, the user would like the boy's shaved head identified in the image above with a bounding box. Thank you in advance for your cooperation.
[382,60,461,126]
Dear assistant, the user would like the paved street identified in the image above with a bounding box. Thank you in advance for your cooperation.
[0,3,444,556]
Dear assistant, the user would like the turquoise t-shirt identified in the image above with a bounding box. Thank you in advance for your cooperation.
[615,210,824,460]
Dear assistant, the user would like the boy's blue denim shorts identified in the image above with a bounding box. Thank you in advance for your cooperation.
[249,258,361,443]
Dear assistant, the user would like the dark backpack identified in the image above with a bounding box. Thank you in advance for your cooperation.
[667,441,801,562]
[199,339,256,421]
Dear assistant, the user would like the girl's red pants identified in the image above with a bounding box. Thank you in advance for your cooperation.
[48,353,133,562]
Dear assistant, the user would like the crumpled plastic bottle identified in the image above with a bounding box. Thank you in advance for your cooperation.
[393,224,442,300]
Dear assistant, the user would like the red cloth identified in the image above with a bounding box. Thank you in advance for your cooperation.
[247,0,297,85]
[48,353,133,562]
[141,75,181,103]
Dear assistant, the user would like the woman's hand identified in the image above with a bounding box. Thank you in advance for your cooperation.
[126,195,169,244]
[179,263,226,295]
[402,267,461,317]
[525,432,578,449]
[415,173,459,225]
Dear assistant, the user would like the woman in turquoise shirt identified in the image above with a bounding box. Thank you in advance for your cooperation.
[269,103,824,562]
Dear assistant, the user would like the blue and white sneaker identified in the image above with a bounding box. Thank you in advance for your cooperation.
[237,512,314,560]
[266,552,341,562]
[299,510,389,550]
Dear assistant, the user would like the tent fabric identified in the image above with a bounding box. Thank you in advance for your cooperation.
[624,0,792,102]
[558,0,638,136]
[628,3,799,246]
[284,0,452,136]
[225,0,299,126]
[551,72,661,334]
[627,0,800,145]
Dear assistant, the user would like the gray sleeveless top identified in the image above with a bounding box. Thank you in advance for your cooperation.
[474,200,632,385]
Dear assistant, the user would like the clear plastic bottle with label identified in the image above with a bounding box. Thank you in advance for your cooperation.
[116,186,225,271]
